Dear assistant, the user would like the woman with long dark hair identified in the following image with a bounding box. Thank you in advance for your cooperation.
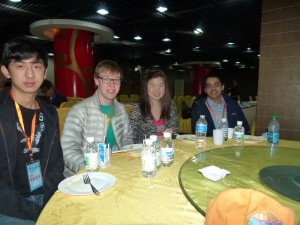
[130,69,179,143]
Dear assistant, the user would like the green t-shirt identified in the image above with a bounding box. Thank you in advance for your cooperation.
[100,105,115,148]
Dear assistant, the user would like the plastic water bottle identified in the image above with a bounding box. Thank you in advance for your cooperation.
[150,135,161,170]
[233,121,244,146]
[160,132,174,167]
[83,137,99,172]
[141,138,157,178]
[221,118,228,141]
[267,115,280,146]
[195,115,207,149]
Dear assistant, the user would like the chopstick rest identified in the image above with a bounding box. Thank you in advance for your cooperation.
[198,165,230,181]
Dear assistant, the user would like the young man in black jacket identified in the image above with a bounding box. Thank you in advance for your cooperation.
[0,37,64,224]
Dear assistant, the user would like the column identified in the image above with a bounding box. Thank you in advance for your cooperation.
[54,29,94,98]
[191,65,210,97]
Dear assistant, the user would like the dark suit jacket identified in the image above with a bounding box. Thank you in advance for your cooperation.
[191,94,250,136]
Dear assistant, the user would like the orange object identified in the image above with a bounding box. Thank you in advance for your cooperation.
[205,188,295,225]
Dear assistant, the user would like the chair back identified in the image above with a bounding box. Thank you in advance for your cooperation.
[119,94,130,102]
[60,101,78,108]
[56,107,71,138]
[130,94,140,102]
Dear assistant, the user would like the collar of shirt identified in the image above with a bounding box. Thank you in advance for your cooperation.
[206,95,227,128]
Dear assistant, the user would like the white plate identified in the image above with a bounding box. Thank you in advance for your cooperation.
[119,144,144,154]
[58,172,116,195]
[176,134,196,142]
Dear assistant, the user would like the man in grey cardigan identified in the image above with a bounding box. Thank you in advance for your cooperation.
[61,60,133,177]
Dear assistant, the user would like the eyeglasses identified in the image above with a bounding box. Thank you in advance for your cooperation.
[205,82,222,89]
[98,76,122,84]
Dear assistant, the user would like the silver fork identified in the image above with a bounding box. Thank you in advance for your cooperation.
[83,174,100,195]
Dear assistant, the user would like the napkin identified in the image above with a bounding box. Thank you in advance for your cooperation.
[198,165,230,181]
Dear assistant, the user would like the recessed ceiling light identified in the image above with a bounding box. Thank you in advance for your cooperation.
[134,35,142,40]
[157,6,167,13]
[97,3,109,15]
[222,59,229,62]
[162,37,171,42]
[97,8,109,15]
[9,0,21,2]
[225,42,236,48]
[194,28,203,35]
[114,35,120,39]
[193,46,201,52]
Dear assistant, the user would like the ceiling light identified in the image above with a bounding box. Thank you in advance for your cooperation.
[48,52,54,56]
[9,0,21,2]
[165,49,172,53]
[222,59,229,63]
[225,42,236,48]
[97,3,109,15]
[114,35,120,39]
[162,37,171,42]
[156,1,168,13]
[134,35,142,40]
[193,46,201,52]
[194,27,203,35]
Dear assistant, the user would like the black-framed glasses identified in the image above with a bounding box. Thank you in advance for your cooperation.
[98,76,122,84]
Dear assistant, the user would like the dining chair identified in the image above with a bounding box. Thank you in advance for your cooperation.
[130,94,140,102]
[59,101,79,108]
[119,94,130,102]
[56,107,71,138]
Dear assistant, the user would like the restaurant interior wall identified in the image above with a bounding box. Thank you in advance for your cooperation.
[256,0,300,141]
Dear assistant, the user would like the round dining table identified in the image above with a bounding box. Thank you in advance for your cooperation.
[36,137,300,225]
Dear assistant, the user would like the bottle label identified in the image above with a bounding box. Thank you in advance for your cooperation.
[196,124,207,133]
[84,152,99,167]
[161,147,174,164]
[267,131,279,144]
[233,132,244,141]
[141,155,157,171]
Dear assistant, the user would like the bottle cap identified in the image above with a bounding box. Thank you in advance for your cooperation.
[221,118,226,122]
[200,115,205,119]
[237,121,243,126]
[149,135,158,141]
[145,138,153,146]
[163,132,171,138]
[87,137,95,142]
[272,115,277,119]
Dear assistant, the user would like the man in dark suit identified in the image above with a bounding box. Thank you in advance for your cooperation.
[40,79,67,107]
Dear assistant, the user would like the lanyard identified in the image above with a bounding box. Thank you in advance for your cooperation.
[104,105,113,143]
[10,91,36,160]
[206,101,226,124]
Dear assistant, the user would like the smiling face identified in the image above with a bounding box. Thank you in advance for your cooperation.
[147,76,166,102]
[204,77,224,103]
[1,55,47,98]
[94,69,121,105]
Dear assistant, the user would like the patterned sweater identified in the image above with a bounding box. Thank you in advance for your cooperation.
[129,101,179,143]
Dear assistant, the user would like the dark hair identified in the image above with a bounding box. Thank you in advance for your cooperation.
[94,60,123,79]
[1,36,48,69]
[204,73,224,86]
[140,69,172,119]
[40,79,54,91]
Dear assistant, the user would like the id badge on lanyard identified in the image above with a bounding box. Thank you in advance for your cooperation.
[10,91,43,192]
[26,160,43,192]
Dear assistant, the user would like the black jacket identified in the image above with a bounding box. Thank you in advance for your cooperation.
[0,89,64,221]
[191,94,250,136]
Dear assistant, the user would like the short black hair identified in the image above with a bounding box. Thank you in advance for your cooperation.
[1,36,48,68]
[40,79,54,91]
[204,73,224,85]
